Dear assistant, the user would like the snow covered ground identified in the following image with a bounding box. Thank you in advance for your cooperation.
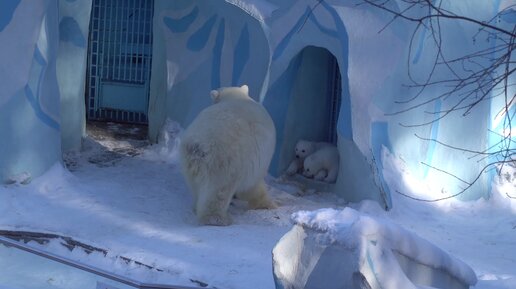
[0,121,515,289]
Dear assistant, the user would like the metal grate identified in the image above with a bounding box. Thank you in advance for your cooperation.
[328,57,341,144]
[86,0,154,124]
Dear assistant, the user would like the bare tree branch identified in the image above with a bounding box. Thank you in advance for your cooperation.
[358,0,515,201]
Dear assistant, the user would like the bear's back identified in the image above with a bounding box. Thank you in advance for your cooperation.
[193,99,273,137]
[309,145,339,166]
[181,98,275,190]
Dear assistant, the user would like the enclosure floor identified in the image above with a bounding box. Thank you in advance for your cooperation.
[0,122,514,289]
[87,121,149,142]
[3,123,345,289]
[64,121,150,171]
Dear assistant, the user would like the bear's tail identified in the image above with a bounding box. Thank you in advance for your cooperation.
[180,141,211,180]
[183,142,207,162]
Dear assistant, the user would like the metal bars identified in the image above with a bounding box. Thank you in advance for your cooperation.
[86,0,154,124]
[328,57,342,144]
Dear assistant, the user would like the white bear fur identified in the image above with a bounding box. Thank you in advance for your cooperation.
[313,169,328,181]
[179,85,277,226]
[285,140,332,176]
[302,145,340,183]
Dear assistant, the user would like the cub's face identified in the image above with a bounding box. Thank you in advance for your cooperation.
[295,140,315,159]
[302,156,317,178]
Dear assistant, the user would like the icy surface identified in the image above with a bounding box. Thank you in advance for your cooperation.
[0,123,514,288]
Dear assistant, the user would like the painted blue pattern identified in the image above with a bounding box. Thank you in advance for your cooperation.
[412,26,428,64]
[411,0,437,64]
[423,100,441,177]
[0,0,20,32]
[187,15,218,51]
[371,122,393,209]
[264,56,303,176]
[500,8,516,23]
[24,86,60,130]
[487,0,502,196]
[308,12,339,38]
[25,47,60,131]
[321,1,353,139]
[272,8,311,60]
[272,6,339,61]
[164,6,199,33]
[211,19,225,89]
[232,24,250,86]
[33,45,47,65]
[59,17,86,48]
[412,26,427,64]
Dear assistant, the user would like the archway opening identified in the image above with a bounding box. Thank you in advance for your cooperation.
[271,46,345,177]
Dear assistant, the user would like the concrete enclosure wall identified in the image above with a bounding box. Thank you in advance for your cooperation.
[148,0,270,142]
[0,0,61,182]
[58,0,92,152]
[0,0,91,182]
[1,0,510,205]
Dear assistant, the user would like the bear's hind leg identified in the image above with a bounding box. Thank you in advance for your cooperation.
[196,186,234,226]
[237,181,277,210]
[184,176,200,214]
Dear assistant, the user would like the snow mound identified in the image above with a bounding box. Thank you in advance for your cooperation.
[224,0,267,22]
[4,172,32,185]
[291,208,477,286]
[142,118,182,164]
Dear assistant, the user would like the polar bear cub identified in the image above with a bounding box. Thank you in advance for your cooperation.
[179,85,277,226]
[285,140,332,176]
[302,145,340,183]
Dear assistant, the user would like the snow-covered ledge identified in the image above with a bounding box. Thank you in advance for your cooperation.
[272,208,477,289]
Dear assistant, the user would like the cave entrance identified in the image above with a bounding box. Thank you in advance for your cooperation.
[274,46,344,175]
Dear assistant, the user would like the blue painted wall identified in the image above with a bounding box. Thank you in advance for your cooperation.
[57,0,92,152]
[0,0,504,205]
[259,2,392,207]
[148,0,270,142]
[367,1,501,201]
[0,0,61,182]
[0,0,21,32]
[149,0,390,208]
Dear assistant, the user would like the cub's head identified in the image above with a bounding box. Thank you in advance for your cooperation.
[294,140,316,159]
[210,85,251,103]
[302,154,318,178]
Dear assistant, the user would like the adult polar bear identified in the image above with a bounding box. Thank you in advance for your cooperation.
[180,85,277,226]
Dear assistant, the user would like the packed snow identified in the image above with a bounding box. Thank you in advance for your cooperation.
[0,121,515,289]
[292,207,477,287]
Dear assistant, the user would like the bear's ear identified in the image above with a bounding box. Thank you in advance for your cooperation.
[210,90,220,102]
[240,85,249,95]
